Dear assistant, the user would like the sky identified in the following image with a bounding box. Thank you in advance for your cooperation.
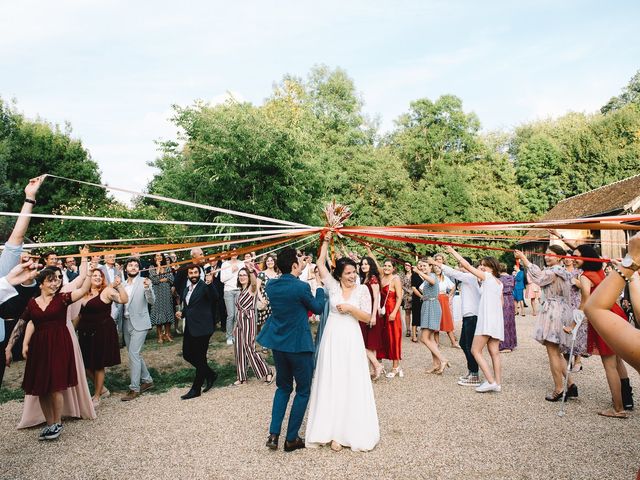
[1,0,638,203]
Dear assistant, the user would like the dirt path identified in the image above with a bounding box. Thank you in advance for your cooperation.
[1,315,638,479]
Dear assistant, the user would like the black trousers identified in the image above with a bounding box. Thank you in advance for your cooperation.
[182,330,214,390]
[460,315,479,374]
[411,298,422,327]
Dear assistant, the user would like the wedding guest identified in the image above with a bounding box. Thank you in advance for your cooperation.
[571,245,632,417]
[513,264,526,316]
[499,263,517,352]
[525,279,541,315]
[584,232,640,374]
[119,258,156,401]
[232,266,273,386]
[76,269,128,407]
[359,257,384,379]
[257,254,279,332]
[175,264,219,399]
[21,264,92,440]
[220,252,242,345]
[562,256,587,371]
[515,247,578,402]
[414,259,448,374]
[63,256,79,285]
[306,233,379,452]
[401,261,413,338]
[378,259,404,378]
[410,259,426,343]
[41,251,57,268]
[446,247,503,393]
[433,263,459,348]
[149,253,175,344]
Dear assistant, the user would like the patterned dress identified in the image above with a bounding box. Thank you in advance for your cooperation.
[527,264,572,348]
[562,268,587,356]
[256,271,278,326]
[499,274,517,350]
[401,273,413,311]
[420,274,441,330]
[149,266,174,326]
[234,288,270,382]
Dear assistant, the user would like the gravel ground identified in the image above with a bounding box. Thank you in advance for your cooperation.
[1,315,638,480]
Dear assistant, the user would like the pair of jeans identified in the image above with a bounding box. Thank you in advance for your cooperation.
[223,289,240,341]
[460,315,479,374]
[123,318,152,392]
[269,350,313,442]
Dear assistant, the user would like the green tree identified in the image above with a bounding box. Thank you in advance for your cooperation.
[601,70,640,114]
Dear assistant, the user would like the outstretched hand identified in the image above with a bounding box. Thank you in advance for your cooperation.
[24,176,44,199]
[6,260,38,286]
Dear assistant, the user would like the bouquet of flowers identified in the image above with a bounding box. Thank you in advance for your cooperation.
[323,200,352,229]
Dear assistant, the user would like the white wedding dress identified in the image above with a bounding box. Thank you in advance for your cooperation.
[305,275,380,452]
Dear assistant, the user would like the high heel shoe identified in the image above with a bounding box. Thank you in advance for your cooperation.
[386,367,404,378]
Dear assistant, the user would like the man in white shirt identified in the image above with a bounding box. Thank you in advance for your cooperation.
[436,253,482,386]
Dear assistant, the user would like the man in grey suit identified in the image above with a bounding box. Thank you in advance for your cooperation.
[120,258,156,401]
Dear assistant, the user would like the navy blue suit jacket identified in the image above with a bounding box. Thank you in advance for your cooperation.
[256,273,326,353]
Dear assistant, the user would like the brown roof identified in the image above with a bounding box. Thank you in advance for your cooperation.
[519,173,640,244]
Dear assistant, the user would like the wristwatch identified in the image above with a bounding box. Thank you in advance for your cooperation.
[621,254,640,271]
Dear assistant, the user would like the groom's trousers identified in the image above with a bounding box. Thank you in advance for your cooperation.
[269,350,314,442]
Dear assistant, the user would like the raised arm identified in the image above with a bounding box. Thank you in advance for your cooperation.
[317,232,332,283]
[547,229,578,251]
[584,233,640,373]
[69,247,91,302]
[7,176,44,247]
[445,246,485,281]
[365,244,381,271]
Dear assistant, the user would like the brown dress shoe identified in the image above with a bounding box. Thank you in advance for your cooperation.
[284,437,305,452]
[266,434,279,450]
[121,390,140,402]
[140,382,154,393]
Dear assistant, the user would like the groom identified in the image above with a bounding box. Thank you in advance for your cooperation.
[256,247,326,452]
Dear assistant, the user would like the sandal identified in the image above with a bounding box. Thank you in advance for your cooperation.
[230,380,246,387]
[598,408,628,419]
[411,337,418,343]
[100,388,111,399]
[264,371,275,385]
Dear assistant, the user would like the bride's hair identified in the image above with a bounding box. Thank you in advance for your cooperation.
[333,257,357,282]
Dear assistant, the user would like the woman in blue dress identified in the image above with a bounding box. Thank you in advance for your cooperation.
[414,259,448,374]
[513,264,525,316]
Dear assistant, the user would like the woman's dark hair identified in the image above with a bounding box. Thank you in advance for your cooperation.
[479,256,501,278]
[334,257,358,282]
[574,245,602,272]
[547,244,567,257]
[36,267,63,293]
[154,253,168,266]
[276,248,298,274]
[359,256,380,283]
[261,254,279,273]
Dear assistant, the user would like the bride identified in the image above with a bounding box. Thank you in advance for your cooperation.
[305,231,380,452]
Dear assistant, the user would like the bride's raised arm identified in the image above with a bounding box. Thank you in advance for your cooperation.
[317,232,333,283]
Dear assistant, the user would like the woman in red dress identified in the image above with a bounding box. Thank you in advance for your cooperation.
[359,257,384,380]
[377,259,404,378]
[77,269,129,407]
[573,245,632,418]
[21,264,91,440]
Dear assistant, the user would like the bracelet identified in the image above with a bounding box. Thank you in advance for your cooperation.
[610,263,631,283]
[24,198,36,205]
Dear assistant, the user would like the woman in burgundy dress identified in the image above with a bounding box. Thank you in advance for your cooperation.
[377,259,404,378]
[359,257,384,380]
[21,265,91,441]
[77,268,129,407]
[573,245,633,418]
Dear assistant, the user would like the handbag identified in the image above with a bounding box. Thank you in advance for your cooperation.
[378,284,391,317]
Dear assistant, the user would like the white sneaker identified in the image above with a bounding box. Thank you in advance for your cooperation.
[475,381,500,393]
[226,339,233,345]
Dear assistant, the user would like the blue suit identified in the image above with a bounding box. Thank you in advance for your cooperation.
[257,273,325,442]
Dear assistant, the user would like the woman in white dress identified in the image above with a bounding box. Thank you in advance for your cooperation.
[445,247,504,393]
[305,232,380,452]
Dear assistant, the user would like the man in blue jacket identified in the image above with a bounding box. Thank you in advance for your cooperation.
[257,247,326,452]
